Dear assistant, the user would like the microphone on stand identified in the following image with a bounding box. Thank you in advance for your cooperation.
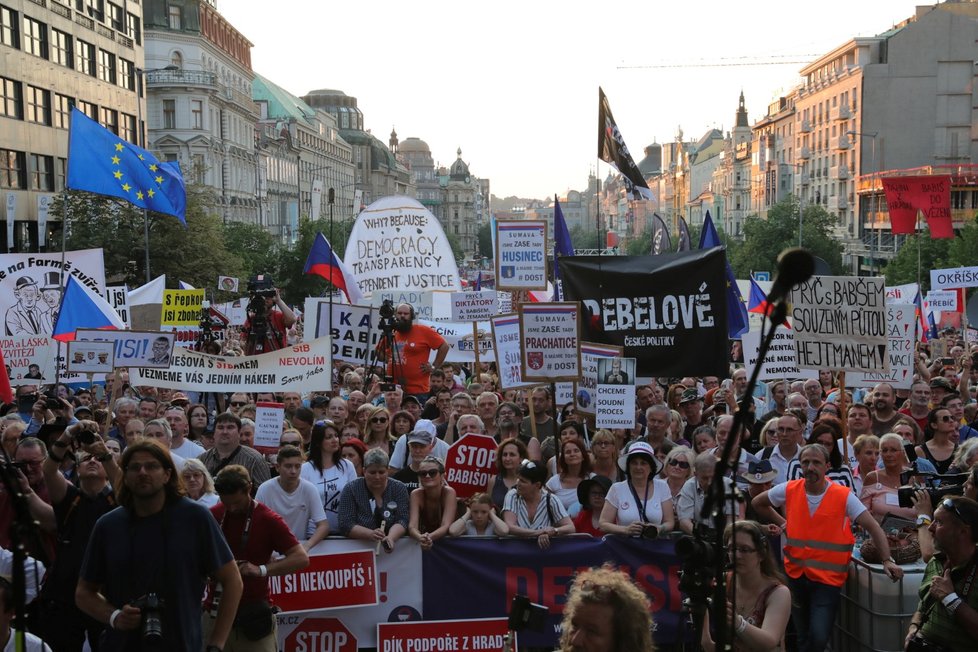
[767,247,815,304]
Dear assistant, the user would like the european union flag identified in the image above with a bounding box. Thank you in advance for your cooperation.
[66,108,186,224]
[698,211,749,338]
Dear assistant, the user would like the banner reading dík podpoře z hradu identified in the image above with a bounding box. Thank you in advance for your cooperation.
[558,248,728,377]
[790,276,887,373]
[344,196,461,296]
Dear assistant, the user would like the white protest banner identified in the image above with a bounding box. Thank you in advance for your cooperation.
[925,290,959,313]
[416,318,492,364]
[304,298,380,365]
[344,196,461,296]
[886,282,919,305]
[450,290,499,321]
[67,341,114,374]
[931,266,978,291]
[519,302,581,382]
[490,315,534,390]
[0,249,106,337]
[498,291,512,314]
[852,304,917,389]
[495,220,547,291]
[577,342,624,416]
[105,285,130,327]
[218,276,239,292]
[1,335,57,385]
[790,276,887,372]
[76,329,176,369]
[370,290,434,321]
[741,326,817,381]
[596,357,636,429]
[131,337,332,392]
[254,402,285,453]
[555,382,575,407]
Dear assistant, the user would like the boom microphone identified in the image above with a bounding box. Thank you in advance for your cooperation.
[767,247,815,304]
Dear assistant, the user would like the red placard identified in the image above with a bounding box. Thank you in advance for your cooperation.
[881,175,952,238]
[377,618,512,652]
[285,617,357,652]
[270,550,378,613]
[444,434,498,499]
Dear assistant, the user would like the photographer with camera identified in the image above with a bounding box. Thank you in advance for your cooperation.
[374,302,448,403]
[33,420,119,650]
[77,439,242,652]
[241,275,296,356]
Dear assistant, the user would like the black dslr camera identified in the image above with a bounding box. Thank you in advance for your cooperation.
[897,465,968,508]
[131,593,165,646]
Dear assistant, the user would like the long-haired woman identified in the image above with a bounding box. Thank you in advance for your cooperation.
[484,438,527,513]
[363,406,394,455]
[300,419,358,532]
[545,436,594,515]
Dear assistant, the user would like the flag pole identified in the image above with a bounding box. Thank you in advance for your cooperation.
[143,209,151,283]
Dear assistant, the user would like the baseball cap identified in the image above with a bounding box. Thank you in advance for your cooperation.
[74,405,94,418]
[414,419,437,437]
[402,395,421,408]
[169,392,189,406]
[310,395,330,408]
[930,377,955,391]
[407,430,434,446]
[744,459,777,484]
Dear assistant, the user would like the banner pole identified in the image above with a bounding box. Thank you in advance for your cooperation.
[472,321,480,379]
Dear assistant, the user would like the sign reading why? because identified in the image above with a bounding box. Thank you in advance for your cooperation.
[131,337,332,391]
[790,276,887,373]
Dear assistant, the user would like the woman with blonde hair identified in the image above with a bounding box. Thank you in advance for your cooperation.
[758,417,780,448]
[851,434,880,496]
[354,403,375,435]
[589,429,622,481]
[860,433,917,522]
[559,565,653,652]
[181,458,219,507]
[363,406,394,455]
[663,446,695,522]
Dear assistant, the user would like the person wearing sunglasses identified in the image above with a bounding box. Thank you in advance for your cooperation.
[907,496,978,651]
[407,456,457,550]
[663,446,695,523]
[363,407,394,456]
[393,429,438,491]
[589,429,622,482]
[701,520,791,652]
[918,408,960,475]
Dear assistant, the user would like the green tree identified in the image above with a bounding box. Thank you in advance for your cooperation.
[222,221,280,284]
[569,225,602,250]
[883,215,978,291]
[728,197,845,278]
[625,231,651,255]
[477,221,492,260]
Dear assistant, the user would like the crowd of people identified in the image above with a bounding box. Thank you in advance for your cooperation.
[1,297,977,651]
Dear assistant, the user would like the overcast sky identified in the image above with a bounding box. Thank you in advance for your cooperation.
[219,0,926,199]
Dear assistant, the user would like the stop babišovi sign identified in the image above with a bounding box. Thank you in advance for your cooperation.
[444,434,497,499]
[284,617,357,652]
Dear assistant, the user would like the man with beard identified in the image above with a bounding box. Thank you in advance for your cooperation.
[753,444,902,652]
[870,382,902,436]
[375,303,449,403]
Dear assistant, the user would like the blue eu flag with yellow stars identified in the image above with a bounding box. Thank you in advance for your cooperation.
[66,108,186,224]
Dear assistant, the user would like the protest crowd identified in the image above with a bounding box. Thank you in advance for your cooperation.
[1,283,977,652]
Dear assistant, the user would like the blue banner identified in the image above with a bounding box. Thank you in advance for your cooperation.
[421,536,684,648]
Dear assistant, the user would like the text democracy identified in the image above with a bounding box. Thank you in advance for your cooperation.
[582,292,716,332]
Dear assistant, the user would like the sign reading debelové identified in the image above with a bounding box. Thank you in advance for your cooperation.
[343,196,461,295]
[790,276,887,372]
[131,337,332,391]
[558,249,728,377]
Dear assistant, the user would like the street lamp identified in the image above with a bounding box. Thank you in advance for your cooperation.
[847,130,879,275]
[134,64,178,283]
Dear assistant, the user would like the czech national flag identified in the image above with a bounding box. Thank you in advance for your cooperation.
[748,276,789,328]
[52,276,126,342]
[303,232,364,304]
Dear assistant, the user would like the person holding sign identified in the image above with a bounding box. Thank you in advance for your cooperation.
[375,303,449,402]
[599,442,674,538]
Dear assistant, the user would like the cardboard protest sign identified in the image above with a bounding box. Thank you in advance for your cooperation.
[519,302,581,382]
[741,327,817,381]
[559,249,728,377]
[495,220,547,291]
[76,329,176,368]
[270,549,378,613]
[851,304,917,389]
[577,342,623,416]
[377,618,511,652]
[790,276,887,373]
[254,402,285,454]
[67,341,114,374]
[489,314,534,390]
[130,337,332,392]
[450,290,499,321]
[0,249,106,337]
[304,299,380,365]
[344,196,461,296]
[931,266,978,291]
[596,357,636,429]
[1,335,57,385]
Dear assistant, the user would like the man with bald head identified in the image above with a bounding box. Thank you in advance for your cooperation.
[870,382,901,436]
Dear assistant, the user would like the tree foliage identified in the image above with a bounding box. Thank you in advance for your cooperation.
[884,215,978,292]
[625,231,651,255]
[477,221,492,260]
[728,197,845,278]
[569,224,602,250]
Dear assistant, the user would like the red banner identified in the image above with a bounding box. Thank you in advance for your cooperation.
[881,175,953,238]
[269,549,378,613]
[377,618,512,652]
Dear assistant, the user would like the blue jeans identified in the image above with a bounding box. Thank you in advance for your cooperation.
[788,574,842,652]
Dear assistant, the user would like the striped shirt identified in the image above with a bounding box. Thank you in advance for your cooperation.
[502,488,568,530]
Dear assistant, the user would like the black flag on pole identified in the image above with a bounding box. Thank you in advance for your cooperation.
[598,87,654,202]
[650,213,672,254]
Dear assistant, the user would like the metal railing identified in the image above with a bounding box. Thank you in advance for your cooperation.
[146,69,218,88]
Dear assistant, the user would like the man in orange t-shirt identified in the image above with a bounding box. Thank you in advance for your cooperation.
[376,303,449,402]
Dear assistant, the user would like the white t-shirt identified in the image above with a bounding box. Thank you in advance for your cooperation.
[300,459,358,532]
[195,492,220,508]
[171,437,206,459]
[3,631,50,651]
[606,478,672,527]
[389,434,450,470]
[545,473,594,516]
[767,480,866,521]
[256,477,329,539]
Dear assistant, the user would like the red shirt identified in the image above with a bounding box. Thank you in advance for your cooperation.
[206,500,298,606]
[572,509,603,537]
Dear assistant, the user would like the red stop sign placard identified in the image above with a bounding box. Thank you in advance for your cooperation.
[444,433,497,498]
[284,617,357,652]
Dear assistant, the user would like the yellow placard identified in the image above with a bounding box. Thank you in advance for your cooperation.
[161,289,205,326]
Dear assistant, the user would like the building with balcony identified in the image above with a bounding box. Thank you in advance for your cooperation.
[1,0,143,249]
[143,0,259,224]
